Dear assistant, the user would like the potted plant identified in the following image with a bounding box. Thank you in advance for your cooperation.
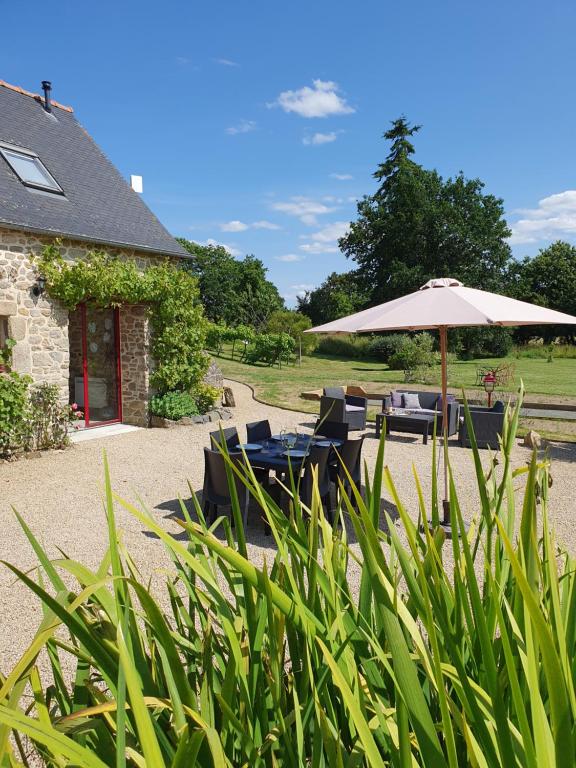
[0,338,16,373]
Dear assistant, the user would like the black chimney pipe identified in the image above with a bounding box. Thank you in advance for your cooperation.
[41,81,52,113]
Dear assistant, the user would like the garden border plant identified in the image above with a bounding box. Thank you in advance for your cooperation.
[2,389,576,766]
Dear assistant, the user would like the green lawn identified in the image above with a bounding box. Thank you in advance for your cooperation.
[215,348,576,441]
[216,348,576,404]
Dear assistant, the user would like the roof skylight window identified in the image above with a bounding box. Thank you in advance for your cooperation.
[0,144,63,194]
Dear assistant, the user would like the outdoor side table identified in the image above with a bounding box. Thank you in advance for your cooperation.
[376,412,436,444]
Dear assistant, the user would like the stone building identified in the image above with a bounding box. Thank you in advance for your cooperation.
[0,79,189,427]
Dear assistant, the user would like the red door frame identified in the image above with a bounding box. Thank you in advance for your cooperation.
[80,303,123,428]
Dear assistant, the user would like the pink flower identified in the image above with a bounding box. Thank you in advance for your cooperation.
[71,403,78,411]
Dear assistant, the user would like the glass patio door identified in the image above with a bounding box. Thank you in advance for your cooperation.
[81,304,122,426]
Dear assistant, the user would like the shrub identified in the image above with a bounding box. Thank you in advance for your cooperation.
[0,376,74,457]
[316,334,372,359]
[0,371,31,454]
[193,382,219,413]
[150,390,199,420]
[388,332,437,370]
[456,326,514,359]
[3,392,575,766]
[366,333,405,361]
[266,309,318,355]
[26,383,72,450]
[205,322,227,353]
[246,332,295,366]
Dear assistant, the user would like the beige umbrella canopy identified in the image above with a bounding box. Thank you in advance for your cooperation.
[306,277,576,534]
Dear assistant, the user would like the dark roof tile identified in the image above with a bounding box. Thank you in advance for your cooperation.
[0,82,188,258]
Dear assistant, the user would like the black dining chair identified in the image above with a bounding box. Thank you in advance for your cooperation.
[209,426,239,451]
[314,419,349,442]
[202,447,249,528]
[246,419,272,443]
[299,444,332,521]
[329,436,364,510]
[244,420,272,484]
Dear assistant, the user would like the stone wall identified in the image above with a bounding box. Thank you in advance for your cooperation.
[0,226,170,427]
[120,304,153,426]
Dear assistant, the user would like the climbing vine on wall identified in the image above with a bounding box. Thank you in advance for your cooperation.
[36,244,209,393]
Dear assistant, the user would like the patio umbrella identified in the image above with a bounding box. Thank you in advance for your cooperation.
[306,277,576,534]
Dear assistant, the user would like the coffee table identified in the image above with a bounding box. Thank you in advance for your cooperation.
[376,412,436,444]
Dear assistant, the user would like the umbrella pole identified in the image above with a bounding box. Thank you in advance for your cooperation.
[439,326,450,527]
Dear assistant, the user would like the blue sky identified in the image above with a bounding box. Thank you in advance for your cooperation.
[3,0,576,304]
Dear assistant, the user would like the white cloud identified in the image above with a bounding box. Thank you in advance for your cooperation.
[299,221,349,254]
[220,220,249,232]
[270,79,355,118]
[226,119,257,135]
[252,220,281,230]
[220,219,282,232]
[303,132,337,146]
[299,242,339,254]
[274,254,305,262]
[286,283,315,299]
[330,172,353,180]
[509,190,576,245]
[205,238,242,257]
[215,58,239,67]
[271,196,336,226]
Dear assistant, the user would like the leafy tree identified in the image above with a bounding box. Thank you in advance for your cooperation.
[512,241,576,342]
[266,310,317,354]
[339,118,514,304]
[178,240,284,328]
[297,271,367,326]
[237,255,285,328]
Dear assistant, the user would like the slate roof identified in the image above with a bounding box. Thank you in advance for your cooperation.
[0,81,188,258]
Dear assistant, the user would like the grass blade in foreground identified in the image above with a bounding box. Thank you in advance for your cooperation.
[1,389,575,766]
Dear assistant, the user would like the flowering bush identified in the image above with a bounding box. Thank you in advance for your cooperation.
[0,377,75,458]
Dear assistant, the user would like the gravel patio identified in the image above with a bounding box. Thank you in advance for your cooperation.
[2,379,576,676]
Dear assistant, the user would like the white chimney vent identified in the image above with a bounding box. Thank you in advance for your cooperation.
[130,175,143,193]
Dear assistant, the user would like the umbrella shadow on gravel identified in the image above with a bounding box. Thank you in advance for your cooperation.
[144,491,399,548]
[144,493,279,548]
[546,442,576,464]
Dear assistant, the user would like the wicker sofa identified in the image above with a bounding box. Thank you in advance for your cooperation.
[320,386,367,431]
[383,389,460,437]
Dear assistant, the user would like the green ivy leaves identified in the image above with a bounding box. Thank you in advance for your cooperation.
[36,244,209,394]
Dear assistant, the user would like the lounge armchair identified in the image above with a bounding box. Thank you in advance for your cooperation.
[458,405,505,450]
[320,386,367,431]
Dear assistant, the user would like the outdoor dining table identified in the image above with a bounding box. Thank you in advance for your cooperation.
[236,433,344,475]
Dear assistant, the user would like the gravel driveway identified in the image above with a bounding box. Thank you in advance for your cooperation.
[2,379,575,676]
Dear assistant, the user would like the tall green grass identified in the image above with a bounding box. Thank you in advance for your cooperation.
[514,343,576,359]
[1,393,575,766]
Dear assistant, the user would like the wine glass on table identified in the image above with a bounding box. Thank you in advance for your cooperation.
[286,429,297,450]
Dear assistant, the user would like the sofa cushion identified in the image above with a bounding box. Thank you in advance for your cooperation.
[436,394,456,411]
[390,390,403,408]
[324,386,345,399]
[402,393,421,410]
